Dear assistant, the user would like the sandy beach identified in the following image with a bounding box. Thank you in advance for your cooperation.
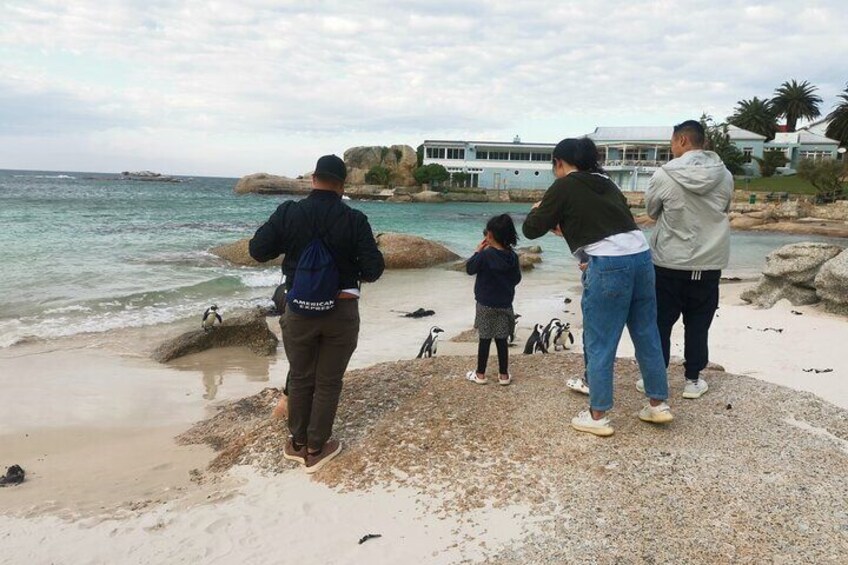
[2,267,848,563]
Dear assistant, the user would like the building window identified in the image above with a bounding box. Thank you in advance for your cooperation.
[488,151,509,160]
[799,150,832,162]
[447,148,465,160]
[530,152,551,161]
[657,149,672,162]
[426,147,446,159]
[477,151,488,160]
[624,148,650,161]
[742,147,754,163]
[510,152,530,161]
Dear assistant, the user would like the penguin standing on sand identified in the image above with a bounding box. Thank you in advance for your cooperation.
[540,318,563,351]
[202,305,222,331]
[523,324,547,354]
[552,322,575,351]
[417,326,444,358]
[508,313,522,345]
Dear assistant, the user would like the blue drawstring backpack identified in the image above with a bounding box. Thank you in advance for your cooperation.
[286,205,343,316]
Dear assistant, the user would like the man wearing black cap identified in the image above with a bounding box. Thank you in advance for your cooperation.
[249,154,384,473]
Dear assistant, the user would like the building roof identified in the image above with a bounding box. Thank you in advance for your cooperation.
[769,130,839,146]
[587,125,766,143]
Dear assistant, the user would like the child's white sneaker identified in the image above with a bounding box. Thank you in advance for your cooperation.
[566,377,590,395]
[635,379,645,393]
[682,378,708,399]
[465,371,487,385]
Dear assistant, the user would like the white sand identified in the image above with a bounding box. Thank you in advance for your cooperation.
[1,267,847,562]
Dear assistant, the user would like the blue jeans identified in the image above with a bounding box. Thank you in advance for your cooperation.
[581,250,668,412]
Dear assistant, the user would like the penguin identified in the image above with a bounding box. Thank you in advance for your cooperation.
[202,305,222,331]
[540,318,563,351]
[416,326,444,358]
[508,313,522,345]
[523,324,547,354]
[552,321,575,352]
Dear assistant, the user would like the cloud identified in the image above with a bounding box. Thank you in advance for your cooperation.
[0,0,846,175]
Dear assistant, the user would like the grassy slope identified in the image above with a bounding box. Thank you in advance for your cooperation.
[734,175,819,195]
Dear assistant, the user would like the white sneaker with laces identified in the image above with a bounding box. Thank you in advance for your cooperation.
[571,410,614,437]
[638,402,674,424]
[682,378,709,399]
[635,379,645,393]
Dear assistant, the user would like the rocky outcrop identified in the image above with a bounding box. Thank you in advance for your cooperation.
[376,232,460,269]
[741,242,844,308]
[234,173,312,195]
[517,249,543,271]
[749,221,848,238]
[410,190,444,203]
[815,249,848,314]
[153,309,279,363]
[210,238,283,267]
[344,145,417,187]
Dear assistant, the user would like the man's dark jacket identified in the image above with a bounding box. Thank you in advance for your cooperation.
[249,191,384,290]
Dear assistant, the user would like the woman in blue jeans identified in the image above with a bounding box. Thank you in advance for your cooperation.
[523,137,672,437]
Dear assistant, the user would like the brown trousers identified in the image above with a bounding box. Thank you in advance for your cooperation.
[281,299,360,450]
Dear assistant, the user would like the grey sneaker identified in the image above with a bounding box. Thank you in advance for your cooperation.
[571,410,614,437]
[638,402,674,424]
[682,378,709,399]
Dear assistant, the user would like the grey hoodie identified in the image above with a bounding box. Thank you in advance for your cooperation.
[645,150,733,271]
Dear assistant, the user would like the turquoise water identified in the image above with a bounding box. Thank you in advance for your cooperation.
[1,169,843,347]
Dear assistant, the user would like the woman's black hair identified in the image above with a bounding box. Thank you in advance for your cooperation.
[552,137,605,174]
[485,214,518,248]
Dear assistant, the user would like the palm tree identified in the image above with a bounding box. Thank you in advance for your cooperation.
[728,97,778,140]
[771,79,822,132]
[825,83,848,147]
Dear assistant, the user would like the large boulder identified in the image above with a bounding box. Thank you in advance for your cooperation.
[344,145,418,187]
[376,233,460,269]
[815,249,848,315]
[210,238,282,267]
[234,173,311,195]
[152,309,279,363]
[741,242,843,308]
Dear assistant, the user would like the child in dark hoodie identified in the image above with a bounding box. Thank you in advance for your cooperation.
[465,214,522,386]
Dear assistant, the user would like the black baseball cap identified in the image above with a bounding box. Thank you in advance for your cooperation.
[314,154,347,182]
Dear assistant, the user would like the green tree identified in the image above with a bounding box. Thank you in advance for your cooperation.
[413,163,450,187]
[728,97,778,140]
[700,114,746,174]
[797,159,847,203]
[753,149,789,178]
[825,83,848,147]
[451,171,471,187]
[364,164,392,186]
[771,79,822,132]
[415,144,424,167]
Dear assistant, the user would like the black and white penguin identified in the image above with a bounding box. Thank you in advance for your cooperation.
[540,318,563,351]
[416,326,444,358]
[202,305,222,331]
[552,322,575,352]
[508,313,522,345]
[523,323,547,354]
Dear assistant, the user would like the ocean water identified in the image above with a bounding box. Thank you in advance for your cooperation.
[1,169,843,348]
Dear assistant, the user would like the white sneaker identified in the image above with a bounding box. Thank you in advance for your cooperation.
[638,402,674,424]
[566,377,590,395]
[635,379,645,393]
[682,378,709,399]
[571,410,614,437]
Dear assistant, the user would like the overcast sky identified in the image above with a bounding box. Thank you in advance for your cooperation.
[1,0,846,177]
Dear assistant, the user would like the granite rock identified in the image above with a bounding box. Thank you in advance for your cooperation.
[816,249,848,315]
[152,309,278,362]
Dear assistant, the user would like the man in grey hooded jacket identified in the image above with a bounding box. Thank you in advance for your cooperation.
[644,120,733,399]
